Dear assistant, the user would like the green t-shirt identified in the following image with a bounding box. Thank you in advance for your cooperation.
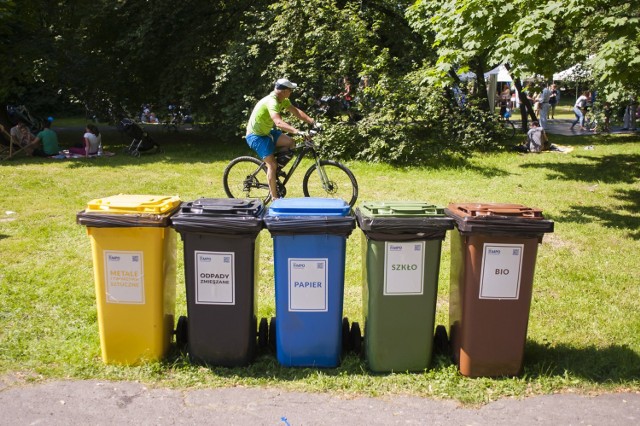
[246,92,292,136]
[36,128,60,155]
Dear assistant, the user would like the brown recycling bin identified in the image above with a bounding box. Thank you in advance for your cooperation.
[445,203,554,377]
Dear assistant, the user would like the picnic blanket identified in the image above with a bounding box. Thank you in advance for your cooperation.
[546,144,574,154]
[52,150,116,159]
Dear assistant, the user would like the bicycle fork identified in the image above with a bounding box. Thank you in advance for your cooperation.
[314,157,334,192]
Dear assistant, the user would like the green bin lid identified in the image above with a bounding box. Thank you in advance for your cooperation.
[358,201,445,217]
[355,201,453,239]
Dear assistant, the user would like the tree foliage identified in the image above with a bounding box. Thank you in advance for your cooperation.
[409,0,640,103]
[1,0,637,162]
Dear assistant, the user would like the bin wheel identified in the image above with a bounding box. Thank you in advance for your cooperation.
[342,317,351,353]
[175,316,188,353]
[258,318,269,348]
[350,322,362,356]
[433,325,450,357]
[268,316,276,352]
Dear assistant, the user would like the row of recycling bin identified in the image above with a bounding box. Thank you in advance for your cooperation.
[77,195,554,377]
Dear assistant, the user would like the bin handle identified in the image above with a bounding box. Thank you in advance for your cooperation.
[370,206,441,215]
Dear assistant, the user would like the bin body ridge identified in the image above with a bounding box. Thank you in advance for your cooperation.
[171,198,264,367]
[362,236,443,372]
[265,198,355,368]
[356,201,454,372]
[87,211,177,364]
[181,232,260,366]
[273,233,347,367]
[446,202,553,377]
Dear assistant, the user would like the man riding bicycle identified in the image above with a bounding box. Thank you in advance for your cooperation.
[245,78,316,200]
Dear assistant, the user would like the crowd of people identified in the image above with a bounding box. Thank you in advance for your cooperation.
[498,81,639,154]
[0,117,103,158]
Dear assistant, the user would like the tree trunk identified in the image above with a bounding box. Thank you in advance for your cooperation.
[471,60,489,111]
[506,66,537,133]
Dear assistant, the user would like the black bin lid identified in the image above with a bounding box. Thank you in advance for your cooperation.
[170,198,264,235]
[183,198,264,216]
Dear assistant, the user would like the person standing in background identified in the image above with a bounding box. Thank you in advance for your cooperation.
[539,84,552,129]
[571,91,590,131]
[549,84,559,119]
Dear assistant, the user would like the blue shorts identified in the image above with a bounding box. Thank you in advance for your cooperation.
[246,130,283,159]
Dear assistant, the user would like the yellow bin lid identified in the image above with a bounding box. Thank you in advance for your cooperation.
[85,194,181,215]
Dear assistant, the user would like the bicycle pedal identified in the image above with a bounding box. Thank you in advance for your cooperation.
[277,170,286,178]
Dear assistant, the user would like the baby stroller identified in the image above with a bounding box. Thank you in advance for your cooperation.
[118,118,161,157]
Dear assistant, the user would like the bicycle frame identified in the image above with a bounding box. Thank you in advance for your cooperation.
[242,140,329,197]
[279,142,322,186]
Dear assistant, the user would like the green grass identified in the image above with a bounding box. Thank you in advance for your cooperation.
[0,124,638,405]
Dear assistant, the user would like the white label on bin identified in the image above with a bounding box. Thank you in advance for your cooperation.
[383,241,425,295]
[479,243,524,299]
[104,250,144,304]
[288,258,328,312]
[194,251,235,305]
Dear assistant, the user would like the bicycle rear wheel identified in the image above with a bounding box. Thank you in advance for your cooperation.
[302,160,358,207]
[222,156,271,203]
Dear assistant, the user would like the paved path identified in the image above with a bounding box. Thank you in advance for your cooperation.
[1,378,638,425]
[536,117,638,136]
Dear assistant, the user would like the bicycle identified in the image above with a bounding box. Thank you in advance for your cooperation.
[583,105,599,132]
[223,128,358,206]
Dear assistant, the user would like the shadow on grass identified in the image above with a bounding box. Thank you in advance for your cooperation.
[558,188,640,239]
[161,345,370,382]
[159,339,640,384]
[524,341,640,382]
[521,153,640,184]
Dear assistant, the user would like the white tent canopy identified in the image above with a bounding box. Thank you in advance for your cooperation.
[553,63,591,81]
[484,64,512,82]
[455,64,515,113]
[457,64,513,82]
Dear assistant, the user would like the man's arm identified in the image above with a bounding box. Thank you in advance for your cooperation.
[270,112,301,135]
[287,105,315,127]
[271,107,315,135]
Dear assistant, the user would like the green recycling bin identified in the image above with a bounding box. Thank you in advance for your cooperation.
[355,201,454,372]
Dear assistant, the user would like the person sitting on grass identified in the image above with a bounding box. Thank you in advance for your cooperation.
[69,124,101,157]
[514,121,550,153]
[32,119,60,157]
[9,119,37,155]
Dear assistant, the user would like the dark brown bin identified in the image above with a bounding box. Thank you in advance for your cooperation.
[445,203,554,377]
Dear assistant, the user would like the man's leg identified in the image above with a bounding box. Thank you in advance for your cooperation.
[540,104,549,129]
[275,133,295,150]
[264,155,279,200]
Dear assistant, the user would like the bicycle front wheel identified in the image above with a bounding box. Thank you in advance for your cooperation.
[302,160,358,207]
[222,156,271,203]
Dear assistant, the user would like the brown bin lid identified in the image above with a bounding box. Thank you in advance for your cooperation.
[446,203,544,219]
[445,203,554,235]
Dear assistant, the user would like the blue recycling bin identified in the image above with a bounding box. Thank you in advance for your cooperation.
[264,198,355,367]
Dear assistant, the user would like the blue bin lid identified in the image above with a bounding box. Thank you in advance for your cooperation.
[268,198,351,217]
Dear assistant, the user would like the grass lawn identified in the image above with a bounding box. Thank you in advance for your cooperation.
[0,122,638,404]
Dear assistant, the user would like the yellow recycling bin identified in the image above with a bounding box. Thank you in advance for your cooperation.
[77,194,181,364]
